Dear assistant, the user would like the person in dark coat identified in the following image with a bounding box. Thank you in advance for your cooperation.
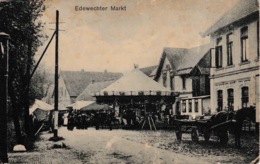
[67,113,75,131]
[94,112,100,130]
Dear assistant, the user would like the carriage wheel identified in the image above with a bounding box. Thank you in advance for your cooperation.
[176,125,182,141]
[219,131,229,145]
[204,131,210,142]
[191,128,199,142]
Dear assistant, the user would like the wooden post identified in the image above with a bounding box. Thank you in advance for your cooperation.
[0,33,9,163]
[50,10,63,141]
[53,10,59,138]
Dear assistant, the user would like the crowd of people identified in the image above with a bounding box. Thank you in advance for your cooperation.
[67,110,116,131]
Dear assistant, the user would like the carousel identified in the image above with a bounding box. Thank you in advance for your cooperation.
[94,69,179,130]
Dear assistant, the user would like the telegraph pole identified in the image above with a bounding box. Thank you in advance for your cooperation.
[0,32,10,163]
[50,10,62,141]
[54,10,59,138]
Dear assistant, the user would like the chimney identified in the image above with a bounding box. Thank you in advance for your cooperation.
[81,69,84,72]
[104,69,107,73]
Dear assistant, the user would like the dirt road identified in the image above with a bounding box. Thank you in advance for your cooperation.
[9,127,259,163]
[61,128,209,163]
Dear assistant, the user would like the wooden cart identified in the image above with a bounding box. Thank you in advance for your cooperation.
[174,117,233,144]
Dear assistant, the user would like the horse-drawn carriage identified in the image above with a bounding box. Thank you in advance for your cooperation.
[174,106,257,147]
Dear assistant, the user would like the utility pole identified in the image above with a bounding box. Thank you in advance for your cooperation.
[0,32,10,163]
[50,10,62,141]
[54,10,59,138]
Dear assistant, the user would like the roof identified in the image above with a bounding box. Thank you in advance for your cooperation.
[154,44,211,80]
[150,67,158,77]
[203,0,259,36]
[60,70,123,97]
[29,99,53,115]
[177,44,210,71]
[139,65,157,76]
[76,80,115,101]
[97,69,170,96]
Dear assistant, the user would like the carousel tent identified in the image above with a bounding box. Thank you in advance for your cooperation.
[80,102,112,111]
[96,69,171,96]
[29,99,54,122]
[94,69,177,130]
[67,101,95,110]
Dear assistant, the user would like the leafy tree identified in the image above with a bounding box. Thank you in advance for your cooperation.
[0,0,46,144]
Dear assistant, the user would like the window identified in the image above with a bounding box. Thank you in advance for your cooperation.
[227,89,234,111]
[162,71,167,87]
[188,100,192,112]
[182,76,186,90]
[194,99,198,113]
[217,90,223,111]
[215,37,223,68]
[176,102,180,115]
[257,21,259,58]
[182,100,186,113]
[241,26,249,62]
[241,87,249,107]
[171,76,174,91]
[227,33,233,66]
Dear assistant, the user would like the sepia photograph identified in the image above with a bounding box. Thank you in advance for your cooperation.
[0,0,259,163]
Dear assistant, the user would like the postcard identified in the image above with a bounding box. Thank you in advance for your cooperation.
[0,0,259,163]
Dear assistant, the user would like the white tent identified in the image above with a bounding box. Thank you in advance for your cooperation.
[67,101,95,110]
[96,69,170,96]
[29,99,53,115]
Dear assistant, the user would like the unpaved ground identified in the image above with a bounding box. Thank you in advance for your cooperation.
[8,127,259,164]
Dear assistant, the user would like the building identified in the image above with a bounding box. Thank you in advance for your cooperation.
[154,44,211,117]
[139,65,157,78]
[48,70,122,109]
[76,80,115,101]
[203,0,259,115]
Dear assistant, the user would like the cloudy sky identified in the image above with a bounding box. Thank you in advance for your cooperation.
[37,0,238,73]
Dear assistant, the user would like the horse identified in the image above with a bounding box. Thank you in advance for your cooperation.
[233,106,257,148]
[209,111,235,144]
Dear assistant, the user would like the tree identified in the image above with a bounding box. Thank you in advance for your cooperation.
[0,0,46,144]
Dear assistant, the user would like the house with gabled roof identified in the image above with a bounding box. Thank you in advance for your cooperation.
[76,80,115,101]
[203,0,259,119]
[48,69,123,109]
[139,65,157,77]
[154,44,211,117]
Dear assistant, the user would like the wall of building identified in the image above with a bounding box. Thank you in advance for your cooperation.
[58,76,71,109]
[158,57,172,90]
[210,19,259,113]
[174,75,193,94]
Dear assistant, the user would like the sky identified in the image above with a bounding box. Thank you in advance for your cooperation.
[37,0,238,73]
